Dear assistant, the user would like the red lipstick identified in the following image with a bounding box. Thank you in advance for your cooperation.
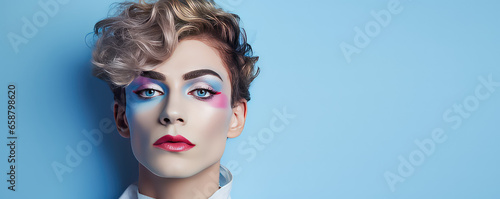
[153,135,195,152]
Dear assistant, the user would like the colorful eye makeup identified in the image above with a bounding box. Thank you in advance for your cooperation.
[128,77,166,100]
[185,79,222,101]
[207,92,229,109]
[133,89,164,99]
[132,82,165,100]
[183,76,228,108]
[188,88,221,100]
[126,72,229,109]
[125,76,167,114]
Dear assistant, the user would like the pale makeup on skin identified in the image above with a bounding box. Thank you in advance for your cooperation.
[123,39,235,178]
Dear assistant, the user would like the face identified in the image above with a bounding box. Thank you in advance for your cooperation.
[123,39,234,178]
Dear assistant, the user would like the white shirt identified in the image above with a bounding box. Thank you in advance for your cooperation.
[119,165,233,199]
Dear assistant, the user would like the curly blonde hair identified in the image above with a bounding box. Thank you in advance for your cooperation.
[91,0,259,107]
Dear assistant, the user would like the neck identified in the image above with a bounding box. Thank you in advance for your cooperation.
[137,162,221,199]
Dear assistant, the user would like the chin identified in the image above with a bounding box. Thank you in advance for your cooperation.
[141,158,205,178]
[150,166,198,178]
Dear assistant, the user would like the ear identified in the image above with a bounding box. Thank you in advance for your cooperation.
[227,99,248,138]
[113,102,130,138]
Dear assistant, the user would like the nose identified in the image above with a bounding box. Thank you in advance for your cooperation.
[159,91,186,126]
[161,116,184,125]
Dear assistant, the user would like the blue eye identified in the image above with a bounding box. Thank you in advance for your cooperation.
[196,90,208,97]
[134,89,163,99]
[144,90,156,97]
[189,89,219,99]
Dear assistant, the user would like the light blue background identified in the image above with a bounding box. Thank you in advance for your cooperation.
[1,0,500,198]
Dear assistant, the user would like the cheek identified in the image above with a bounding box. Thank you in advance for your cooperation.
[191,101,232,139]
[126,102,162,139]
[126,106,161,162]
[208,92,229,109]
[126,103,158,125]
[194,110,231,155]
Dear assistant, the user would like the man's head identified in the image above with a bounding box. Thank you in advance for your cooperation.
[91,0,259,178]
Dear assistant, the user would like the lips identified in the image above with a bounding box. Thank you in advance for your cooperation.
[153,135,195,152]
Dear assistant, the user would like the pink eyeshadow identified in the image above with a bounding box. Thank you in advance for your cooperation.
[210,92,228,108]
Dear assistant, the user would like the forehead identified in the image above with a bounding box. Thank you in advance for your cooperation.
[151,39,229,82]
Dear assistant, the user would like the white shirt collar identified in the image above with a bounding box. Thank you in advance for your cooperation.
[119,165,233,199]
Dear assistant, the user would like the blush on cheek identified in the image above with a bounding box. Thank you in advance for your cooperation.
[210,92,229,108]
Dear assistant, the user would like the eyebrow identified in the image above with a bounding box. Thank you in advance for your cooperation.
[140,71,166,81]
[140,69,223,82]
[183,69,223,81]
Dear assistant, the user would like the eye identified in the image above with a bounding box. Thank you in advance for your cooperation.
[133,89,164,99]
[189,88,220,100]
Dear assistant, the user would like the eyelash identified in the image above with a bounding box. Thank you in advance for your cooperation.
[133,89,164,99]
[132,87,220,100]
[188,87,220,100]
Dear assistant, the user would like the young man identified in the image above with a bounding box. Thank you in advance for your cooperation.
[91,0,259,198]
